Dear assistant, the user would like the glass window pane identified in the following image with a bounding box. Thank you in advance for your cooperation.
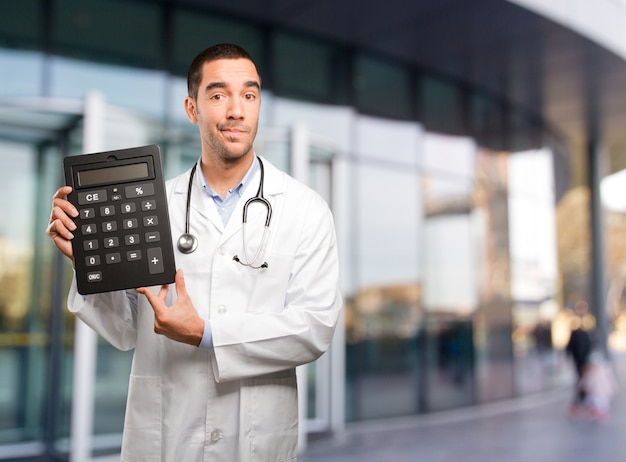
[419,75,464,135]
[423,214,476,311]
[53,0,163,68]
[0,140,63,447]
[346,161,422,421]
[354,115,421,166]
[354,53,413,120]
[273,33,333,101]
[50,56,167,117]
[0,0,42,50]
[470,92,505,150]
[473,148,515,403]
[422,132,475,178]
[508,149,559,394]
[172,11,263,77]
[0,49,43,97]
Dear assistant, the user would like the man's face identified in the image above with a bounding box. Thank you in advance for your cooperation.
[185,58,261,164]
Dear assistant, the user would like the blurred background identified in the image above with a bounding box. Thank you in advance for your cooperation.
[3,0,626,460]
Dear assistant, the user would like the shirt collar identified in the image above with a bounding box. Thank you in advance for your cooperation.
[197,156,260,199]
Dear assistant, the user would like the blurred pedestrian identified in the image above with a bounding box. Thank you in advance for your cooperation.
[565,301,593,416]
[579,351,618,421]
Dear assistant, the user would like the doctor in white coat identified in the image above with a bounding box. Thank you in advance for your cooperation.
[46,43,342,462]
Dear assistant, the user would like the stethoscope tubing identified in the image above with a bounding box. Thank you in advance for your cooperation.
[177,157,271,269]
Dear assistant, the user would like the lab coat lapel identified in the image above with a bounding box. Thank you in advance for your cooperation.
[173,166,224,233]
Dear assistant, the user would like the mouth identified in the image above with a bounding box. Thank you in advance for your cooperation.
[220,124,249,137]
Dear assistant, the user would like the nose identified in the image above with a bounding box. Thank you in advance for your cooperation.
[226,95,244,119]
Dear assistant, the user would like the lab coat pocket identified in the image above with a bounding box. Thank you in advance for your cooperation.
[248,252,294,313]
[121,375,162,462]
[245,371,298,462]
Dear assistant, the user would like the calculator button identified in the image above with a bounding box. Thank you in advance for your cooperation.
[147,248,165,274]
[87,271,103,282]
[83,239,99,251]
[143,216,158,227]
[104,236,119,248]
[81,224,97,235]
[111,188,123,201]
[121,203,136,214]
[102,221,118,232]
[125,183,155,199]
[100,205,116,216]
[85,255,101,266]
[105,253,121,264]
[125,234,140,246]
[123,218,138,230]
[77,189,108,205]
[127,250,142,261]
[145,231,160,243]
[141,200,156,211]
[80,208,95,219]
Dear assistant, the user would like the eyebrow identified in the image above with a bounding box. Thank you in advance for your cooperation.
[204,80,261,93]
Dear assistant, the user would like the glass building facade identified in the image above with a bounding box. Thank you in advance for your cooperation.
[0,0,592,460]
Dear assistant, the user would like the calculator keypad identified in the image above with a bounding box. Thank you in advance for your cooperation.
[77,182,167,288]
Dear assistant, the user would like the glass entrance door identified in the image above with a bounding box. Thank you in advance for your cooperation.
[0,98,178,461]
[0,107,79,459]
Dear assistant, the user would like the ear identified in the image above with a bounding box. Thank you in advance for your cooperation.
[184,97,198,123]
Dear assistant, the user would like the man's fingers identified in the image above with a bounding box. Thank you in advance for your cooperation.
[174,269,188,299]
[137,284,170,314]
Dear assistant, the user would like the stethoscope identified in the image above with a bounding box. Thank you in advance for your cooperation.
[177,157,272,269]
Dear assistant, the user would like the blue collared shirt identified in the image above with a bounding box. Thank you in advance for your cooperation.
[196,156,260,350]
[197,157,260,226]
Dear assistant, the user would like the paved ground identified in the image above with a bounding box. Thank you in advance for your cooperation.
[300,354,626,462]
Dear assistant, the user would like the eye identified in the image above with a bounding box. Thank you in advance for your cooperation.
[244,93,257,101]
[211,93,225,101]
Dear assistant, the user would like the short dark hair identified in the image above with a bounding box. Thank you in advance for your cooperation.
[187,43,260,99]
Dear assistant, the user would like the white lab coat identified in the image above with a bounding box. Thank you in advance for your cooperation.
[67,156,343,462]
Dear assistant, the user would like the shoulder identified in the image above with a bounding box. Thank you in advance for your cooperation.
[165,167,194,194]
[261,156,330,212]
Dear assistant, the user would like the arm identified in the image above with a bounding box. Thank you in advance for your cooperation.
[46,185,139,350]
[210,193,343,382]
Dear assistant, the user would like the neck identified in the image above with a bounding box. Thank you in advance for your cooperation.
[200,154,254,198]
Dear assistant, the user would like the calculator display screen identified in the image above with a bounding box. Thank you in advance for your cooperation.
[77,162,149,187]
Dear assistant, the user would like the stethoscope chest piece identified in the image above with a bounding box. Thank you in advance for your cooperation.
[177,233,198,254]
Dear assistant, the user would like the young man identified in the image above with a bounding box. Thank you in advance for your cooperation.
[47,43,342,462]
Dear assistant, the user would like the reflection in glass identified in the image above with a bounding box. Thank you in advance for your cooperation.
[346,161,422,420]
[421,134,477,410]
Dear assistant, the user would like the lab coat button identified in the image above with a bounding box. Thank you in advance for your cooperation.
[210,430,222,442]
[218,247,225,256]
[217,305,226,314]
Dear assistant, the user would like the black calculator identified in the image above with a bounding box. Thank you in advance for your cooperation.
[64,145,176,295]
